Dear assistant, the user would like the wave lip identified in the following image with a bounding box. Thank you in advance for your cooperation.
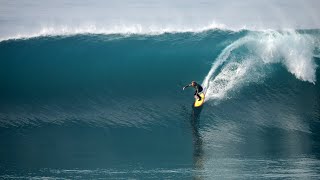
[0,22,228,42]
[255,30,318,83]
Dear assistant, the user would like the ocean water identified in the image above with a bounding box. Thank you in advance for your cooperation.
[0,29,320,179]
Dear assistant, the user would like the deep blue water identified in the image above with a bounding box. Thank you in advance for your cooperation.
[0,29,320,179]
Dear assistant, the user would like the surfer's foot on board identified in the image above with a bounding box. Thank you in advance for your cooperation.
[197,95,202,101]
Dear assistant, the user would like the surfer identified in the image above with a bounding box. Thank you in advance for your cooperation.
[183,81,203,101]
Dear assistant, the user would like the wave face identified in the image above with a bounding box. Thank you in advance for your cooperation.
[1,29,320,179]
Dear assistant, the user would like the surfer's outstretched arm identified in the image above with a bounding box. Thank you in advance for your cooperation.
[183,84,192,90]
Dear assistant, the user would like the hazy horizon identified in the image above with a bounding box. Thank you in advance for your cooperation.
[0,0,319,40]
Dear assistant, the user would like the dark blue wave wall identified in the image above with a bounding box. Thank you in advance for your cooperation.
[0,30,244,127]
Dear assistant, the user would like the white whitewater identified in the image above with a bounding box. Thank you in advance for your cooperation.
[203,30,319,101]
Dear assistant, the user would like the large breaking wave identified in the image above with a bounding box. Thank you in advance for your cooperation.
[0,29,319,128]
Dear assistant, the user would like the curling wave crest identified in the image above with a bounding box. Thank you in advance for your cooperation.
[203,30,319,101]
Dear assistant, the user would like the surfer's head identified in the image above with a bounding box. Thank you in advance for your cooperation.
[191,81,197,86]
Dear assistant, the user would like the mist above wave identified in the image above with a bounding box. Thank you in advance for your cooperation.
[1,0,319,42]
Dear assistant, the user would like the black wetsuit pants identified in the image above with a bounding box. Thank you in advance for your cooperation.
[194,89,203,100]
[194,84,203,100]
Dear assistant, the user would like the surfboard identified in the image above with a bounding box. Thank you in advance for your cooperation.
[194,92,205,107]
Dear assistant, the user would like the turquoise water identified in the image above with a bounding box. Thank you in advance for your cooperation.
[1,29,320,179]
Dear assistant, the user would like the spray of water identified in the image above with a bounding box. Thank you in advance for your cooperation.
[203,30,318,101]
